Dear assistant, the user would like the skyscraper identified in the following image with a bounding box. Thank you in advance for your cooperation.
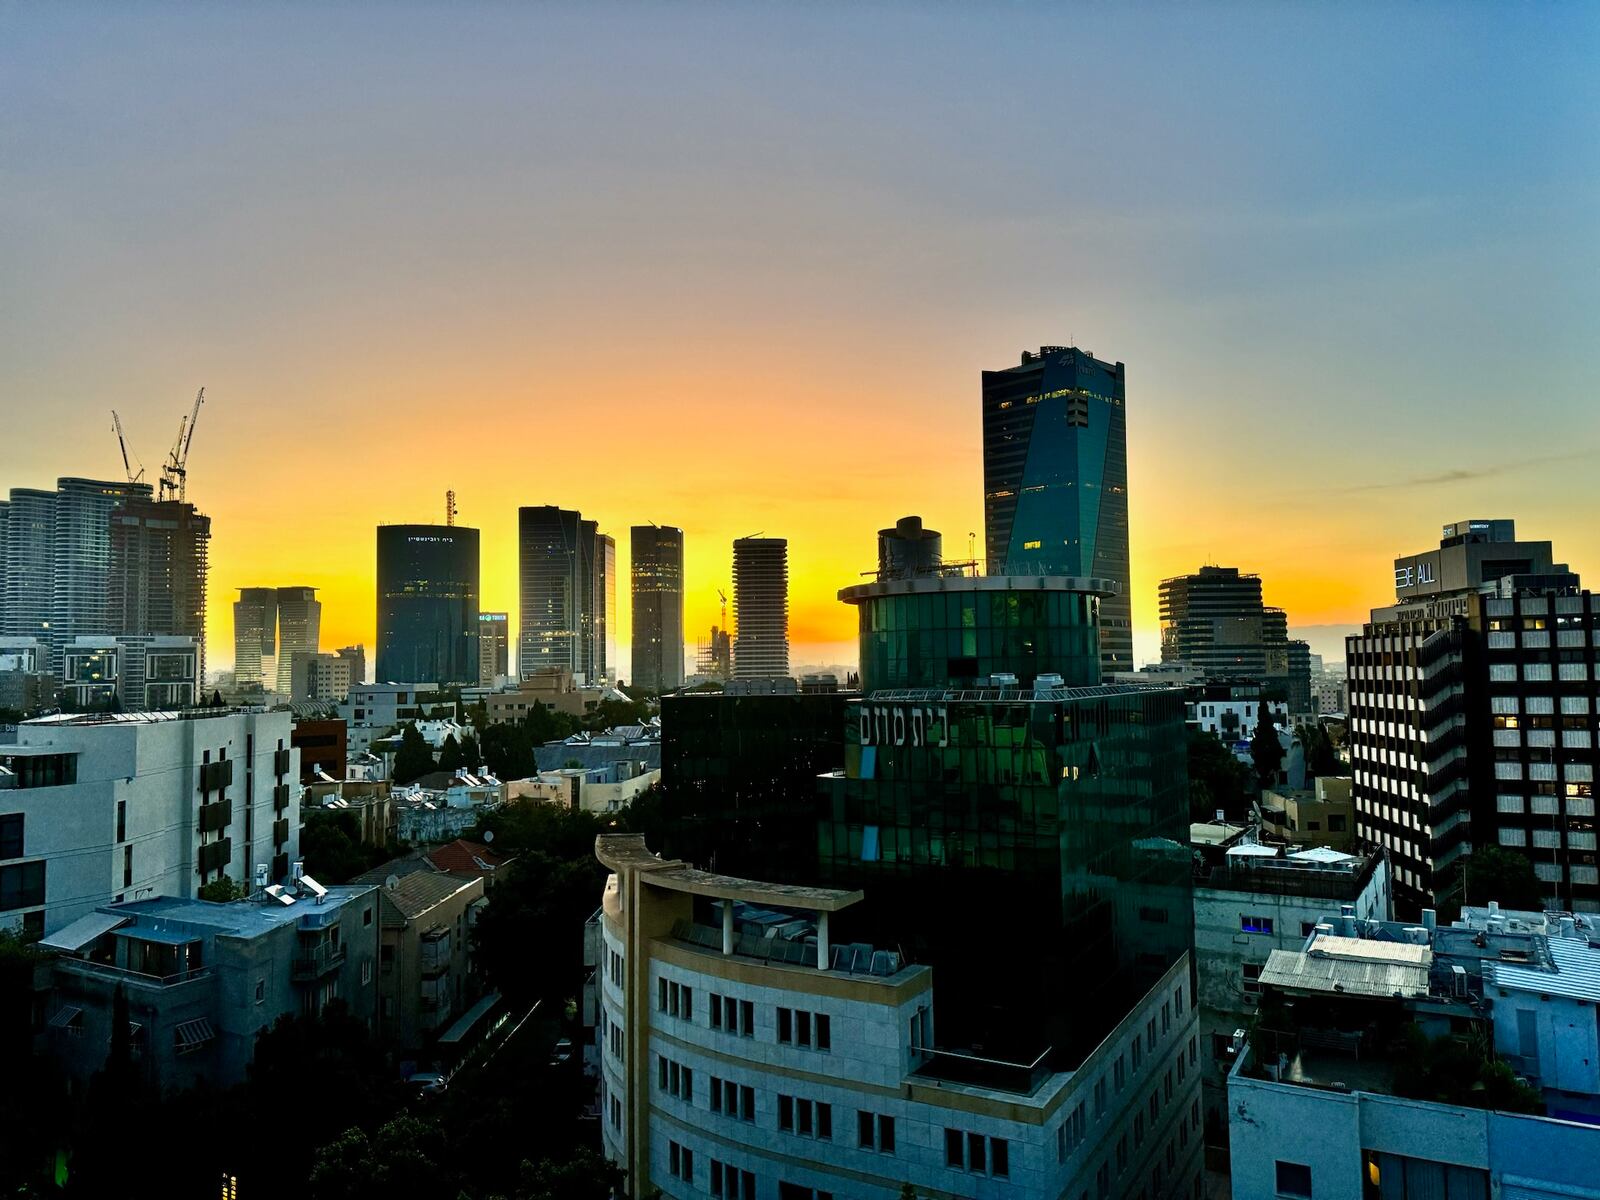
[273,586,321,695]
[477,612,509,684]
[1158,565,1288,678]
[108,497,212,682]
[630,525,684,693]
[732,536,788,679]
[0,478,153,668]
[336,644,366,687]
[982,346,1132,674]
[233,587,278,688]
[375,524,479,684]
[518,506,613,683]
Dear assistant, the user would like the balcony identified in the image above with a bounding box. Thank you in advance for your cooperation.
[197,838,232,875]
[292,942,347,982]
[274,748,292,777]
[273,783,291,813]
[272,817,289,847]
[198,799,231,835]
[198,759,234,794]
[271,851,289,881]
[56,956,214,992]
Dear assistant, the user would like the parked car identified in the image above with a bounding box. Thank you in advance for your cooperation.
[549,1038,574,1065]
[408,1072,449,1097]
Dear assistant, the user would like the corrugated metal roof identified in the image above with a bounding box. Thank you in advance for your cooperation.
[1487,935,1600,1004]
[38,911,129,951]
[1259,944,1431,999]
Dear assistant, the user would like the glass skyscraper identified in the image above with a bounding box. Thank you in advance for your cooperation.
[630,524,684,693]
[518,506,614,684]
[983,346,1132,675]
[375,524,479,685]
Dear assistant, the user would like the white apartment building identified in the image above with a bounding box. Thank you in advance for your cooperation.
[0,708,300,937]
[290,651,353,703]
[336,682,442,751]
[594,834,1204,1200]
[58,633,201,710]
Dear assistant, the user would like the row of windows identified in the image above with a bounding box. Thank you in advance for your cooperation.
[659,978,692,1019]
[1060,985,1191,1160]
[709,991,756,1036]
[777,1094,831,1140]
[943,1129,1009,1177]
[776,1006,831,1050]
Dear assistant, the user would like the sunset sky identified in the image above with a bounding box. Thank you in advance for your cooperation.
[3,3,1597,677]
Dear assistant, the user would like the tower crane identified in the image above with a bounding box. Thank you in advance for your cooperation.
[717,588,728,632]
[159,387,205,502]
[110,410,145,484]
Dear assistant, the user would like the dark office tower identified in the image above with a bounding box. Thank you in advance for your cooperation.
[477,612,510,684]
[876,515,942,580]
[983,346,1132,675]
[519,506,584,679]
[732,537,788,679]
[108,498,212,681]
[1159,565,1289,679]
[233,587,278,689]
[595,530,616,684]
[274,587,321,695]
[375,524,479,685]
[631,525,685,693]
[1286,639,1313,714]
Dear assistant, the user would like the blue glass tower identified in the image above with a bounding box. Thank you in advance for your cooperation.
[982,346,1131,674]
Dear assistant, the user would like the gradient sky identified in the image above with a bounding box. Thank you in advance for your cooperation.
[3,2,1597,677]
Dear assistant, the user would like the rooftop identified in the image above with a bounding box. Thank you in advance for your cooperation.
[1258,936,1432,1000]
[839,572,1121,604]
[598,833,863,913]
[1486,931,1600,1005]
[372,871,479,922]
[866,683,1170,704]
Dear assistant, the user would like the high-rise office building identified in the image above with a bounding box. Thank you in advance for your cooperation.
[732,537,788,679]
[1158,565,1289,680]
[0,478,153,668]
[273,587,321,695]
[375,524,479,685]
[630,525,684,693]
[983,346,1132,675]
[336,644,366,687]
[477,612,510,684]
[107,497,212,683]
[596,531,616,685]
[233,587,278,689]
[518,506,613,683]
[1347,519,1600,915]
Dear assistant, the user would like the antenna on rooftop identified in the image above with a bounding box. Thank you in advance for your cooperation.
[445,490,457,526]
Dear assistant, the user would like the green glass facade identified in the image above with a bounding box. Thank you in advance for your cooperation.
[819,687,1191,1067]
[851,584,1100,691]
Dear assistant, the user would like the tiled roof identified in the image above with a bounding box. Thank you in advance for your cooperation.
[376,871,479,923]
[425,839,513,878]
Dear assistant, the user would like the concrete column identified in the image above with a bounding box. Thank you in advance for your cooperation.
[722,900,734,956]
[817,911,830,973]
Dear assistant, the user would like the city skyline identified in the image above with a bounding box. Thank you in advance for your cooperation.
[1,5,1595,678]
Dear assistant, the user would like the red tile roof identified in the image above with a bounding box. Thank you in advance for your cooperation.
[424,839,513,879]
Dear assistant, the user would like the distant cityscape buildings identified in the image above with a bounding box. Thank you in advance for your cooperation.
[375,523,479,685]
[231,585,321,695]
[731,536,788,679]
[518,506,614,684]
[629,525,684,693]
[477,611,509,684]
[106,495,212,684]
[983,346,1133,675]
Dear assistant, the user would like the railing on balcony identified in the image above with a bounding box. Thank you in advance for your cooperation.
[292,942,347,982]
[57,957,214,989]
[198,800,231,835]
[198,838,232,874]
[199,759,234,794]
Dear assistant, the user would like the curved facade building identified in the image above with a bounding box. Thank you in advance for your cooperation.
[838,573,1113,692]
[593,834,1200,1200]
[375,524,479,685]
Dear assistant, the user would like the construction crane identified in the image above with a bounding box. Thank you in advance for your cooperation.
[110,410,145,484]
[158,387,205,502]
[446,490,457,527]
[717,588,728,632]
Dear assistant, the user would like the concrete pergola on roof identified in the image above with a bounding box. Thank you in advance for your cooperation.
[596,833,863,913]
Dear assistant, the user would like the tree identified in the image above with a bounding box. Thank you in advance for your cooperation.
[1187,728,1253,822]
[1249,705,1285,789]
[199,875,244,902]
[1297,720,1342,779]
[308,1114,459,1200]
[392,723,436,784]
[438,733,464,773]
[1457,844,1545,915]
[300,810,389,884]
[459,733,481,769]
[512,1149,627,1200]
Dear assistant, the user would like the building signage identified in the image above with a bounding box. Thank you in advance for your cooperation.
[860,703,949,748]
[1392,596,1470,622]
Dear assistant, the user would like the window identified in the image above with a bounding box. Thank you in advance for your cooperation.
[658,1055,692,1101]
[116,799,127,842]
[946,1128,1008,1176]
[363,906,373,927]
[1094,1076,1107,1117]
[659,979,693,1020]
[991,1138,1009,1178]
[858,1111,895,1153]
[0,815,24,861]
[254,979,265,1003]
[713,1080,755,1122]
[1242,962,1263,995]
[123,845,133,888]
[1241,915,1274,934]
[779,1095,831,1140]
[779,1007,792,1043]
[0,861,45,911]
[1114,1054,1126,1090]
[1173,983,1185,1016]
[945,1128,963,1168]
[777,1186,831,1200]
[667,1140,693,1183]
[711,1162,757,1200]
[776,1006,829,1050]
[1275,1161,1312,1199]
[1059,1101,1086,1160]
[1362,1151,1488,1200]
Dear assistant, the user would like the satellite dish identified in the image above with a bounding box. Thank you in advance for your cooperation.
[483,830,494,844]
[385,874,400,891]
